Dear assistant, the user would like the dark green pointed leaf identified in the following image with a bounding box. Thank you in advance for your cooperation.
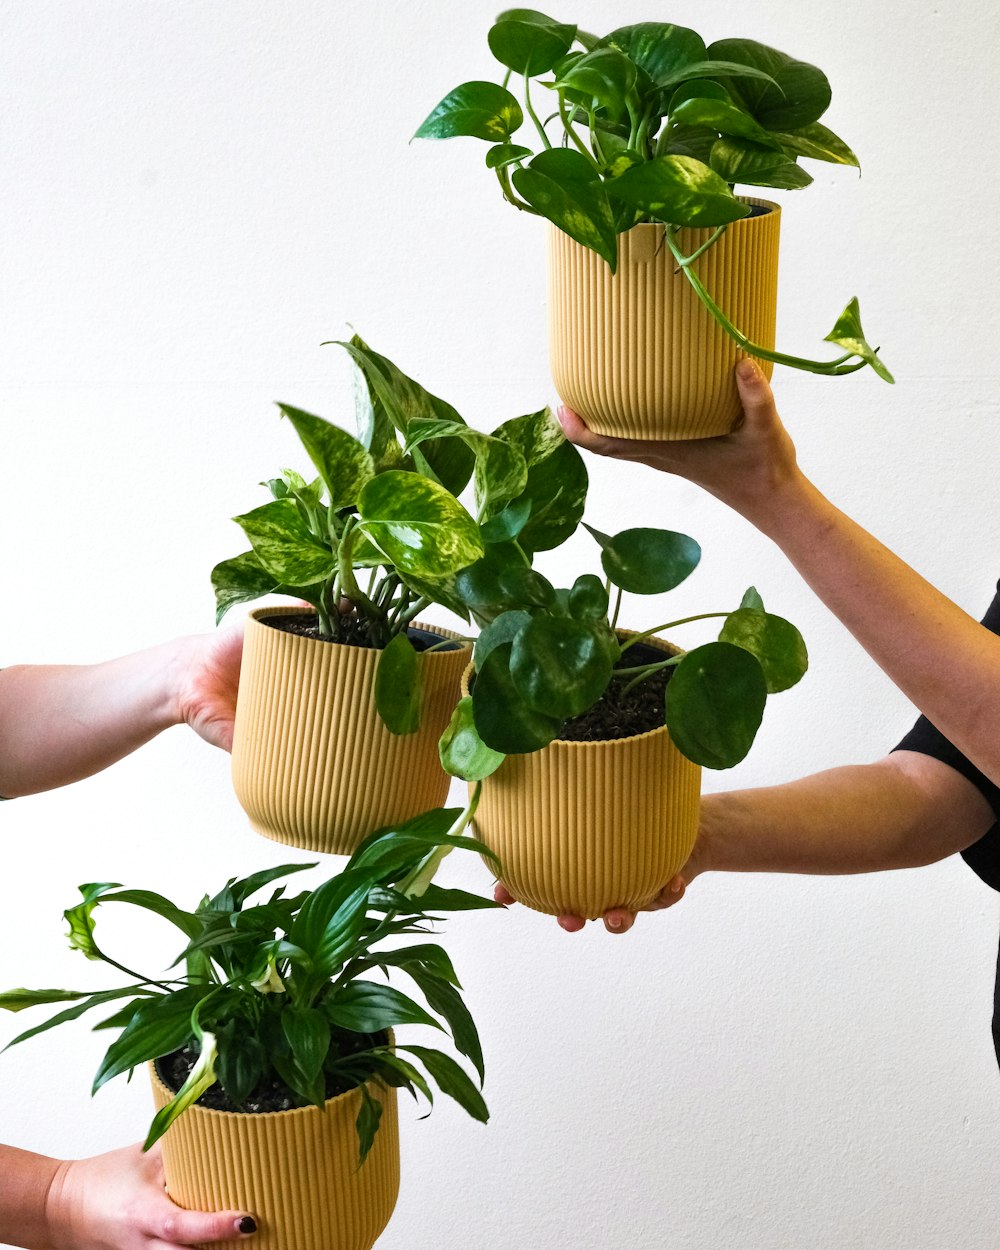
[659,59,780,92]
[607,155,751,228]
[601,22,706,88]
[740,586,765,612]
[375,633,421,736]
[401,1045,488,1122]
[486,142,533,170]
[405,968,485,1082]
[357,472,484,581]
[511,616,616,718]
[282,1005,331,1085]
[439,696,506,781]
[94,987,212,1092]
[665,641,768,768]
[233,498,336,585]
[412,885,504,912]
[719,608,809,694]
[551,47,637,123]
[277,404,374,508]
[472,642,562,753]
[707,39,831,131]
[327,981,441,1034]
[488,11,576,76]
[512,149,618,268]
[349,335,402,473]
[211,551,279,625]
[671,97,784,149]
[710,137,813,190]
[0,988,90,1013]
[587,524,701,594]
[415,81,524,142]
[214,1023,266,1108]
[824,297,894,383]
[356,1085,384,1166]
[770,121,859,167]
[664,123,719,163]
[3,987,151,1050]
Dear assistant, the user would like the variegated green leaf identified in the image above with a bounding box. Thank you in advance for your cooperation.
[233,498,337,585]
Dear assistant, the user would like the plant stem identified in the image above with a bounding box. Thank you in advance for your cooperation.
[393,595,432,633]
[619,611,730,653]
[611,584,623,630]
[557,92,602,170]
[617,654,683,697]
[665,226,870,377]
[523,71,553,149]
[494,164,536,213]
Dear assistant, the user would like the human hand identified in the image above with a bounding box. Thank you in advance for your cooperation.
[494,834,712,934]
[45,1142,256,1249]
[171,624,244,753]
[557,360,805,530]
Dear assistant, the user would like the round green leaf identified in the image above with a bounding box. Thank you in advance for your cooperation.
[357,472,484,580]
[374,633,422,735]
[415,81,524,142]
[472,643,562,754]
[488,11,577,76]
[455,543,533,621]
[473,610,533,669]
[510,616,616,718]
[607,154,752,228]
[590,525,701,594]
[665,641,767,769]
[439,697,507,781]
[568,574,609,621]
[480,497,532,544]
[719,608,808,694]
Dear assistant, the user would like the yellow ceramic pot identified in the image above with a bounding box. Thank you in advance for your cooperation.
[548,199,781,440]
[232,607,469,855]
[467,636,702,919]
[150,1063,400,1250]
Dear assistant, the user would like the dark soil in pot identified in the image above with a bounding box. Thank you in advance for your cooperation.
[263,613,459,653]
[557,641,673,744]
[155,1028,387,1114]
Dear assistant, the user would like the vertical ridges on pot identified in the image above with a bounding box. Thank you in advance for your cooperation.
[151,1068,400,1250]
[231,610,468,855]
[548,204,781,440]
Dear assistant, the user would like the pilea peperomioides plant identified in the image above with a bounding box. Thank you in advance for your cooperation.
[416,11,891,383]
[440,521,808,777]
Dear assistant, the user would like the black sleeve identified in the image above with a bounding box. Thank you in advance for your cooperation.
[892,579,1000,889]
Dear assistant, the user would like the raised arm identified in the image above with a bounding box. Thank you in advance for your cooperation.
[559,360,1000,789]
[0,626,242,797]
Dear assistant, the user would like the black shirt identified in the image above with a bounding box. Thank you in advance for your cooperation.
[893,579,1000,1057]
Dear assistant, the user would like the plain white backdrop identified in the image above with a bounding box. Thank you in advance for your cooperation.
[3,2,1000,1247]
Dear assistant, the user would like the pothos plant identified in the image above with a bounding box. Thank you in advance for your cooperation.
[416,11,892,383]
[0,804,498,1164]
[438,520,809,780]
[212,334,590,733]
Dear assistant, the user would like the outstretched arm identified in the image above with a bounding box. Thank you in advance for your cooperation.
[1,1141,255,1249]
[508,751,996,933]
[559,360,1000,788]
[0,626,242,797]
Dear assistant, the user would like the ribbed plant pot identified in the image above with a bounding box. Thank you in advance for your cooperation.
[150,1064,400,1250]
[466,638,702,919]
[548,199,781,440]
[232,607,469,855]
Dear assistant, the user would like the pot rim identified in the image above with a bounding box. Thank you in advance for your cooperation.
[463,629,686,753]
[553,195,781,242]
[247,605,470,655]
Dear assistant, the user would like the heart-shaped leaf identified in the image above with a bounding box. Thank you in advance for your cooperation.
[438,697,507,781]
[710,137,813,190]
[568,574,609,621]
[824,298,894,383]
[671,97,784,150]
[374,633,422,735]
[277,404,375,509]
[486,142,533,169]
[415,81,524,142]
[665,641,768,768]
[512,148,619,268]
[707,39,832,131]
[488,10,577,76]
[551,47,637,123]
[770,121,859,167]
[233,499,336,585]
[607,154,751,228]
[601,22,707,88]
[357,473,484,580]
[211,551,279,624]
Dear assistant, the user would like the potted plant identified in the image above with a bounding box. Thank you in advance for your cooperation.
[1,807,498,1250]
[213,335,490,855]
[416,12,893,439]
[438,519,808,918]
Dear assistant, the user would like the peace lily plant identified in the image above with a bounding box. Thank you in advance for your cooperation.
[0,809,497,1161]
[417,11,892,383]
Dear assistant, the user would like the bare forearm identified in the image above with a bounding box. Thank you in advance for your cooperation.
[742,473,1000,785]
[699,754,995,878]
[0,642,187,797]
[0,1145,62,1250]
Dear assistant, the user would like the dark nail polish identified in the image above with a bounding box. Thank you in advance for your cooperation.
[238,1215,257,1235]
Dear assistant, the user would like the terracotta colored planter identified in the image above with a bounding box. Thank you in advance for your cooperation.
[547,199,781,440]
[467,637,702,919]
[232,607,469,855]
[150,1064,400,1250]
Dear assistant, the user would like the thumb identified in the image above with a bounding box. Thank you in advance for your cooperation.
[734,358,778,427]
[151,1202,259,1244]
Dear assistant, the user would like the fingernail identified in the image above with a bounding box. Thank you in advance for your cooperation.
[736,358,760,382]
[670,881,683,894]
[238,1216,258,1235]
[607,916,623,930]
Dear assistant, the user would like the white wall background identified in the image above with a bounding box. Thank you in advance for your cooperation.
[3,1,1000,1247]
